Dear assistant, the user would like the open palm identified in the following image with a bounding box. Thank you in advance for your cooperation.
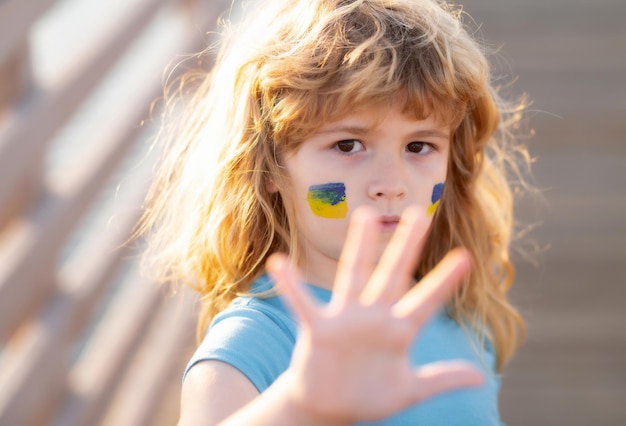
[266,206,484,425]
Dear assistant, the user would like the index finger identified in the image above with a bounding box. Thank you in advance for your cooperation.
[391,248,471,327]
[267,253,319,325]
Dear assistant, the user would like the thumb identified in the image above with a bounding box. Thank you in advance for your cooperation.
[410,361,484,403]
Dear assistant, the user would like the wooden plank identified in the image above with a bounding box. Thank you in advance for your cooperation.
[0,0,58,64]
[0,77,152,343]
[180,0,232,17]
[0,0,169,213]
[0,1,233,424]
[58,183,150,341]
[0,199,144,424]
[0,40,39,229]
[0,0,228,344]
[101,291,196,426]
[0,39,32,115]
[54,270,163,426]
[0,284,71,426]
[0,0,199,339]
[0,153,43,232]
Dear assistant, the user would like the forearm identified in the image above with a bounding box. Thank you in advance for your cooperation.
[218,372,350,426]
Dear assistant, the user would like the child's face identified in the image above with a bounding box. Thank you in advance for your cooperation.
[281,101,450,288]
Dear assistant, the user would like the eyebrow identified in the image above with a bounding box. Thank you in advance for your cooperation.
[315,124,449,140]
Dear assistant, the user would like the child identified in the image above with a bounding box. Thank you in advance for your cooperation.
[138,0,529,424]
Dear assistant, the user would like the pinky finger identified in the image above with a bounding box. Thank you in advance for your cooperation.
[410,361,484,403]
[266,253,318,325]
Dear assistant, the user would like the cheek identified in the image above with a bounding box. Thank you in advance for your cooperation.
[426,182,444,216]
[307,182,348,219]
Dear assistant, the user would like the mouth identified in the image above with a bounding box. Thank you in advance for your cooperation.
[378,215,401,232]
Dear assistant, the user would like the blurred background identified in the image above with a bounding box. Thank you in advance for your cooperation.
[467,1,626,424]
[0,0,624,425]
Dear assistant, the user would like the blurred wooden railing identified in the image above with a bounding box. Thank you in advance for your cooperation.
[0,0,228,424]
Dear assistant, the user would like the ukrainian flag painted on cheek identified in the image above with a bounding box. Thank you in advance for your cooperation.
[427,182,444,216]
[307,182,348,219]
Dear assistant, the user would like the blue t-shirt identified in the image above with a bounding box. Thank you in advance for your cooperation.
[185,275,503,425]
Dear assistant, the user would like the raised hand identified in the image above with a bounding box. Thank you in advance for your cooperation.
[266,206,484,425]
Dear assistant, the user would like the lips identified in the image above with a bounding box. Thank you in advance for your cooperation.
[378,215,400,231]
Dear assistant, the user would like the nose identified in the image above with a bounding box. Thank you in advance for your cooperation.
[367,154,408,200]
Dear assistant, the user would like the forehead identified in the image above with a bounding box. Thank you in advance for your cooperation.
[312,100,451,137]
[314,90,455,130]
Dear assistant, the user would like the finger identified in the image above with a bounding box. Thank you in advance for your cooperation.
[410,361,484,403]
[266,253,318,324]
[333,206,380,306]
[360,206,429,305]
[391,248,471,327]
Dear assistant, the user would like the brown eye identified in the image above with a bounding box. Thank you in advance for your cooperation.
[406,142,430,154]
[335,140,363,153]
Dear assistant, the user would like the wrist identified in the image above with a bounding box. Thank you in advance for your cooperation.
[273,371,353,426]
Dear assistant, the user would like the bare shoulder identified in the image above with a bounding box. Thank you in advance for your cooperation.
[178,360,259,425]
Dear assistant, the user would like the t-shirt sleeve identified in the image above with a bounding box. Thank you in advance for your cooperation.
[183,304,296,393]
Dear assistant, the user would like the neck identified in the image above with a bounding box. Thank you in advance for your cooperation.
[296,250,338,291]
